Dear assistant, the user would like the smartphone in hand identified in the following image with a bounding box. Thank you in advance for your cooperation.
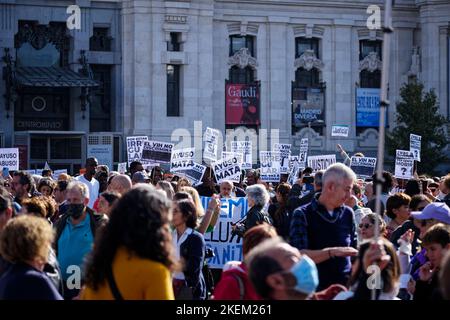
[2,167,9,179]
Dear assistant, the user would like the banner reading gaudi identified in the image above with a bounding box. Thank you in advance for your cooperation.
[225,83,260,125]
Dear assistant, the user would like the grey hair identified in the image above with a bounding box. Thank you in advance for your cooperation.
[322,163,356,187]
[67,181,90,200]
[246,184,270,206]
[157,180,175,200]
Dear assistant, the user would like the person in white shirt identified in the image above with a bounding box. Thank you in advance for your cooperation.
[75,157,99,209]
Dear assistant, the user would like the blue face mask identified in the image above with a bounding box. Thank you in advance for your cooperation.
[289,255,319,295]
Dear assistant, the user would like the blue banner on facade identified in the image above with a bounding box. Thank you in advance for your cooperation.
[356,88,386,127]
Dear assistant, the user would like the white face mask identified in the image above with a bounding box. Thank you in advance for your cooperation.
[437,191,446,200]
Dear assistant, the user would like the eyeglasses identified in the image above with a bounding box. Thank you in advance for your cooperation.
[359,223,373,229]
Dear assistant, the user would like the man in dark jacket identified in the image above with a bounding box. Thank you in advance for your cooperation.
[54,181,107,299]
[290,163,358,290]
[287,170,323,214]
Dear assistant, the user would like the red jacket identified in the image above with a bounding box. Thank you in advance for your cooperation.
[212,263,262,300]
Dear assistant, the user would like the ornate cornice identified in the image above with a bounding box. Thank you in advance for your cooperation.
[294,49,324,71]
[228,48,258,69]
[359,52,382,72]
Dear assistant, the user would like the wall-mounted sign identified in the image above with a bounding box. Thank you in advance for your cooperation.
[225,83,260,125]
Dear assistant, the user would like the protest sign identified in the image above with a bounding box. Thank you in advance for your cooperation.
[126,136,148,165]
[201,196,247,269]
[24,169,36,175]
[213,156,242,183]
[230,141,252,169]
[222,152,243,167]
[395,158,414,179]
[350,157,377,178]
[0,148,19,171]
[176,162,207,185]
[410,134,421,162]
[273,143,291,174]
[299,138,308,164]
[171,147,195,172]
[118,163,127,174]
[141,141,174,164]
[204,127,220,161]
[331,125,349,137]
[307,154,336,172]
[260,151,281,182]
[396,150,414,160]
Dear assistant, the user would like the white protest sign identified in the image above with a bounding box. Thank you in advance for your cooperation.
[118,163,127,174]
[307,154,336,172]
[350,157,377,178]
[87,145,113,171]
[35,169,43,176]
[204,127,220,161]
[176,162,207,185]
[410,134,421,162]
[0,148,19,171]
[170,147,195,172]
[213,156,242,183]
[259,151,281,182]
[273,143,291,174]
[331,125,349,137]
[299,138,308,164]
[126,136,148,165]
[230,141,252,169]
[222,152,244,173]
[395,158,414,179]
[141,140,174,164]
[202,196,247,269]
[396,149,414,159]
[52,169,67,180]
[24,169,36,175]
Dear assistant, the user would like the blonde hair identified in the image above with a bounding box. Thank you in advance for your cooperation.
[180,186,205,218]
[0,215,54,264]
[58,173,72,182]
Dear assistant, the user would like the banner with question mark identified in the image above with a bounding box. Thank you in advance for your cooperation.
[409,134,421,162]
[394,156,414,179]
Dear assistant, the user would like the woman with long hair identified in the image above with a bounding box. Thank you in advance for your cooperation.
[81,185,176,300]
[268,183,291,240]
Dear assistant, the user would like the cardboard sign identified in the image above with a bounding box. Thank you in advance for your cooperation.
[222,152,243,167]
[204,127,220,161]
[213,156,242,183]
[395,158,414,179]
[118,163,127,174]
[87,145,113,171]
[331,125,349,137]
[259,151,281,182]
[410,134,421,162]
[396,150,414,160]
[202,196,247,268]
[176,162,207,185]
[141,141,174,164]
[0,148,19,171]
[350,157,377,178]
[299,138,308,164]
[171,147,195,172]
[307,155,336,172]
[273,143,291,174]
[230,141,252,169]
[24,169,36,175]
[126,136,148,165]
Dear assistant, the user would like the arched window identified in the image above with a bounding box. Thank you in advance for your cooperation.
[229,66,255,84]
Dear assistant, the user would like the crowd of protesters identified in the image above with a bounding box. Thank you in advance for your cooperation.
[0,152,449,301]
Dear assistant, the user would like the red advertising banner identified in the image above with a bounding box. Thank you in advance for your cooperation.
[225,83,260,125]
[15,145,28,170]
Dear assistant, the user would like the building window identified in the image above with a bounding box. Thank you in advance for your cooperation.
[295,37,319,58]
[167,32,181,52]
[229,66,255,84]
[360,70,381,88]
[90,65,112,132]
[295,68,320,88]
[167,64,180,116]
[360,40,382,60]
[229,35,255,57]
[90,27,112,52]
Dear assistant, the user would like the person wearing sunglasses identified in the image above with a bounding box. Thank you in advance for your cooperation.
[358,213,387,241]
